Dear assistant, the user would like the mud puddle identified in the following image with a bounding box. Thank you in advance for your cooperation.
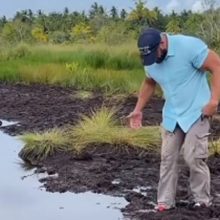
[0,124,128,220]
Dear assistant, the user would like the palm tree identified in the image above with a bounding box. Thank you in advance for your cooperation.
[120,9,127,20]
[128,0,157,26]
[110,6,119,19]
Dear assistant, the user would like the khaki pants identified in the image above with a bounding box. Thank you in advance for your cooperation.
[158,117,211,207]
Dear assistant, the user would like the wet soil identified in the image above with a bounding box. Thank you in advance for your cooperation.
[1,82,220,220]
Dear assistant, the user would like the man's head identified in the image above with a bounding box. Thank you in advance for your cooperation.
[138,28,168,66]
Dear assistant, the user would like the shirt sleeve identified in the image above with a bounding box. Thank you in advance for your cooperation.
[190,38,209,69]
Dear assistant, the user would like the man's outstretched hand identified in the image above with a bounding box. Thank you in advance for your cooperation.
[126,111,143,129]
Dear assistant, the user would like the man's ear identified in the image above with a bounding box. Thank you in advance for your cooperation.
[160,34,168,49]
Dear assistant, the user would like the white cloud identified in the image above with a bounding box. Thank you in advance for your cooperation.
[162,0,207,14]
[165,0,180,13]
[192,0,203,12]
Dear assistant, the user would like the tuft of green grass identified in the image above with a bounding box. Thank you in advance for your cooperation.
[20,108,161,160]
[74,91,93,100]
[69,107,160,152]
[20,128,69,160]
[209,139,220,155]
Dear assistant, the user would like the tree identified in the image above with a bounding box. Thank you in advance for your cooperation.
[183,13,204,36]
[99,5,105,15]
[28,9,33,18]
[0,16,7,31]
[49,31,70,44]
[14,10,32,24]
[166,18,182,34]
[180,10,192,23]
[120,9,127,20]
[46,12,64,32]
[110,6,118,20]
[97,21,130,45]
[89,2,106,18]
[31,27,48,43]
[88,3,108,34]
[200,7,220,50]
[64,7,69,15]
[37,10,42,16]
[89,2,98,18]
[128,0,157,27]
[71,22,93,42]
[35,11,49,34]
[2,19,32,43]
[1,22,18,43]
[152,7,166,30]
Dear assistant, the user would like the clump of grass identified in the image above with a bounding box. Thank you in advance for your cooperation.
[69,107,160,152]
[20,128,69,161]
[209,139,220,155]
[0,43,30,61]
[74,91,93,100]
[20,108,160,160]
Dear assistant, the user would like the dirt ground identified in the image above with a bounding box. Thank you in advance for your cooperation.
[1,83,220,220]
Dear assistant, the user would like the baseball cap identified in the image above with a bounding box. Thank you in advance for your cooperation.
[138,28,161,66]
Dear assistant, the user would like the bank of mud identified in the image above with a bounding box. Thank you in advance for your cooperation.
[0,83,220,220]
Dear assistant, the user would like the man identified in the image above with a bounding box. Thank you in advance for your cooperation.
[127,28,220,211]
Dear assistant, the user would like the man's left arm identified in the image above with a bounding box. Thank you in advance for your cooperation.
[202,50,220,116]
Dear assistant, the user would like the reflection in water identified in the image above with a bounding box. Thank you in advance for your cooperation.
[0,119,18,127]
[0,127,128,220]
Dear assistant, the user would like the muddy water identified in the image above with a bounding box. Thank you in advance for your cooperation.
[0,121,128,220]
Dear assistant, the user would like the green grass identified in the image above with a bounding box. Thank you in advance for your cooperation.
[74,91,93,100]
[209,139,220,155]
[20,128,69,160]
[20,108,161,160]
[65,66,144,93]
[0,43,144,94]
[69,107,160,152]
[18,63,68,85]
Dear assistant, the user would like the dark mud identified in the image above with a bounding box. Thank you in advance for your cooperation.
[0,83,162,135]
[1,83,220,220]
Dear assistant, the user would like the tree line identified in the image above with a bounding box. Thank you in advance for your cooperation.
[0,0,219,50]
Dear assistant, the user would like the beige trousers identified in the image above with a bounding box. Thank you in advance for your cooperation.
[157,117,211,207]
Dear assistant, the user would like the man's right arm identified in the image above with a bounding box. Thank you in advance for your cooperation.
[134,77,157,112]
[127,77,156,129]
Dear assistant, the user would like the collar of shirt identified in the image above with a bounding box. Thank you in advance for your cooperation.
[166,34,175,58]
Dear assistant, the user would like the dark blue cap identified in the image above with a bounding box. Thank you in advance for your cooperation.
[138,28,161,66]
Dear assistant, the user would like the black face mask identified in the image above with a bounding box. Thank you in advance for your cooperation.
[156,49,167,64]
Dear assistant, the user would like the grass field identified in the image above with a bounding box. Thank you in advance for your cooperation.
[0,42,145,94]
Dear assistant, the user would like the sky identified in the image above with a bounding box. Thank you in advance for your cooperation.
[0,0,220,19]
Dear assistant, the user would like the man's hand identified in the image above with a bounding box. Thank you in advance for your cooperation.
[126,111,143,129]
[202,50,220,117]
[203,99,219,117]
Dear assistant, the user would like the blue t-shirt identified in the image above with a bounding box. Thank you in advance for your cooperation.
[145,34,210,132]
